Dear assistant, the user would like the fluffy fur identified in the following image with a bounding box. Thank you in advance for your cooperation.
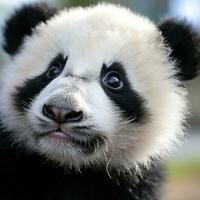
[0,3,199,200]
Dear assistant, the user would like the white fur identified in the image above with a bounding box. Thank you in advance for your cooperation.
[0,4,188,169]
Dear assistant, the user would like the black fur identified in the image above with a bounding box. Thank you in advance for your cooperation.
[158,19,200,81]
[3,3,57,55]
[14,53,66,112]
[100,62,148,123]
[0,125,163,200]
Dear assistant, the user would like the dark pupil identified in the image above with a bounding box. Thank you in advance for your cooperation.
[48,65,61,78]
[107,74,121,88]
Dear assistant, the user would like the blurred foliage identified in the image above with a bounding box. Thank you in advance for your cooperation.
[58,0,129,7]
[164,158,200,200]
[57,0,168,21]
[62,0,98,7]
[166,157,200,181]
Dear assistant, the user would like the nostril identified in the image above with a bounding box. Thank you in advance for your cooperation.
[42,104,55,119]
[42,104,83,124]
[64,111,83,122]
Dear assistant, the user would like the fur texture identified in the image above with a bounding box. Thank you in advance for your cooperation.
[3,3,57,55]
[0,3,199,200]
[159,19,200,80]
[0,130,163,200]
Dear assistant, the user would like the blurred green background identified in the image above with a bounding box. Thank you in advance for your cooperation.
[0,0,200,199]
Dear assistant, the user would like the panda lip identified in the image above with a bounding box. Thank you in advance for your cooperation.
[47,128,78,142]
[39,128,106,153]
[49,130,71,140]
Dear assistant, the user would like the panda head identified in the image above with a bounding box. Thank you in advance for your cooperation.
[0,3,199,170]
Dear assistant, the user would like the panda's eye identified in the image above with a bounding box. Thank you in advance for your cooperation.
[46,62,63,79]
[103,71,123,90]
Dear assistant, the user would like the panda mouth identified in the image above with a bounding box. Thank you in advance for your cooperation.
[37,128,106,154]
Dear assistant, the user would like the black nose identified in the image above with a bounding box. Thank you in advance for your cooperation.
[42,104,83,124]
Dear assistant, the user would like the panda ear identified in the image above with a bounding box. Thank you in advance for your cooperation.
[3,3,57,56]
[158,19,200,81]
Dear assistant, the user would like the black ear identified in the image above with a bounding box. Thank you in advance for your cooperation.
[3,3,57,56]
[158,19,200,81]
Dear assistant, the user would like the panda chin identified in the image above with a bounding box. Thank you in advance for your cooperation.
[36,128,106,155]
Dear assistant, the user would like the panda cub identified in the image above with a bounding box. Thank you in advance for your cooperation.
[0,3,199,200]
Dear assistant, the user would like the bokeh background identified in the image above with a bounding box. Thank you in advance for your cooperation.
[0,0,199,199]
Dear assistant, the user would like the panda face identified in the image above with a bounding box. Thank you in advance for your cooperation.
[0,4,199,169]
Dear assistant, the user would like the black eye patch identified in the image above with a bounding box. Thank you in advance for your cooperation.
[13,53,67,112]
[100,62,148,123]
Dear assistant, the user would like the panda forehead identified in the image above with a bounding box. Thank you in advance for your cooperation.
[23,31,157,80]
[43,4,157,37]
[30,4,159,65]
[12,4,161,82]
[21,36,128,80]
[18,29,127,79]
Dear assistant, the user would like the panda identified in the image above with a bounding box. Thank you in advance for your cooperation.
[0,2,199,200]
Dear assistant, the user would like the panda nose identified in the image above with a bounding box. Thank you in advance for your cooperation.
[42,104,83,124]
